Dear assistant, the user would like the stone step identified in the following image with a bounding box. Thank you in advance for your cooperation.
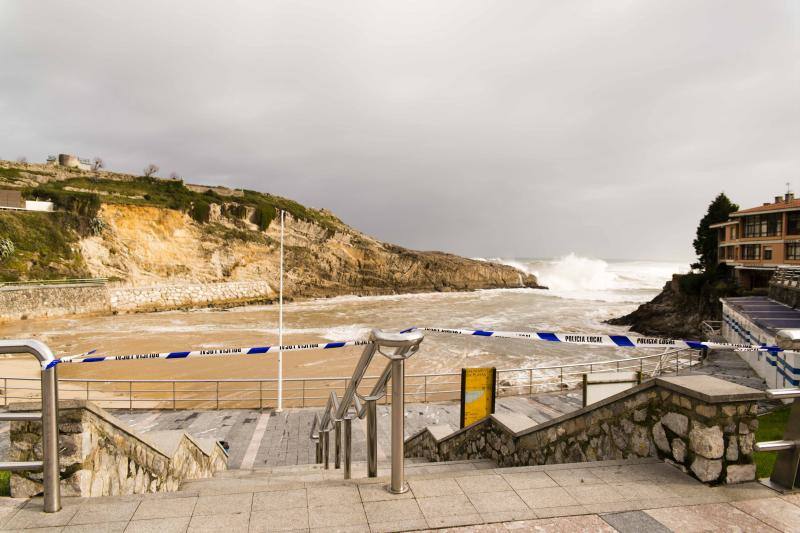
[179,458,497,494]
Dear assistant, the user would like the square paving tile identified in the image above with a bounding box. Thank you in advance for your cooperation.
[533,505,591,518]
[417,494,477,518]
[63,522,128,533]
[645,502,779,532]
[480,509,537,523]
[546,468,604,486]
[467,491,529,514]
[601,510,671,533]
[564,483,626,505]
[306,485,361,508]
[358,483,413,502]
[1,504,79,529]
[188,512,250,533]
[510,514,617,531]
[516,487,579,510]
[125,516,191,533]
[501,472,557,490]
[368,518,429,532]
[588,464,659,483]
[455,474,512,494]
[307,503,367,529]
[424,513,485,529]
[193,493,253,517]
[70,501,140,525]
[132,496,196,520]
[611,481,680,500]
[249,508,309,532]
[363,499,422,524]
[408,477,463,499]
[732,497,800,532]
[252,489,307,511]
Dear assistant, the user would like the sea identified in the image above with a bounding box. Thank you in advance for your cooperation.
[0,254,689,378]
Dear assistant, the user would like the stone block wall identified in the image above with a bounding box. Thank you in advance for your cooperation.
[406,375,761,485]
[0,284,110,321]
[8,400,226,498]
[0,280,276,321]
[108,281,274,312]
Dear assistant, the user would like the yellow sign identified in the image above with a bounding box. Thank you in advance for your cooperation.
[460,367,497,428]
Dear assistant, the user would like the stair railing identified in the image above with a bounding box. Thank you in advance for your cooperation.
[309,329,424,492]
[0,340,61,512]
[755,388,800,493]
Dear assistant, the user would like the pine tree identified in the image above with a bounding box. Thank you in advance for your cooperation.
[692,193,739,272]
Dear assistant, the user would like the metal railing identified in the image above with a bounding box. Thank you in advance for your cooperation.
[0,347,699,410]
[701,320,724,341]
[770,267,800,288]
[0,340,61,513]
[755,388,800,493]
[310,329,424,492]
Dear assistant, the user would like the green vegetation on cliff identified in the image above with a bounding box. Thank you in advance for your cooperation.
[0,211,90,281]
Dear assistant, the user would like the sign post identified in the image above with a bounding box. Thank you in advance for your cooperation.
[459,367,497,428]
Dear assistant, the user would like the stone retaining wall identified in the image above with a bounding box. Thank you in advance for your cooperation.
[0,284,109,321]
[109,280,274,311]
[0,280,275,321]
[8,400,227,498]
[406,375,761,485]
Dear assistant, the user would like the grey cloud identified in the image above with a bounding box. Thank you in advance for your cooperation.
[1,0,797,261]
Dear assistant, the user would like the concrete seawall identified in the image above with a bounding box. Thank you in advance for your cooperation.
[0,280,275,321]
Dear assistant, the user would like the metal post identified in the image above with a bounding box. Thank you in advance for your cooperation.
[41,363,61,513]
[4,378,7,406]
[366,398,378,477]
[334,420,342,469]
[424,376,428,403]
[529,369,533,396]
[86,381,89,401]
[277,210,285,412]
[322,431,330,469]
[315,439,322,463]
[343,417,352,480]
[216,382,220,410]
[259,382,263,412]
[302,380,306,408]
[390,357,407,493]
[129,382,133,411]
[172,382,176,410]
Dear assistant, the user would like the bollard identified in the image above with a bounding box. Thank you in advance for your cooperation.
[390,356,406,493]
[322,431,330,470]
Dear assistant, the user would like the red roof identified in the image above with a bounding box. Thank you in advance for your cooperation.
[732,198,800,216]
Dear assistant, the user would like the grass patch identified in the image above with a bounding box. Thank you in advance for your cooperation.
[0,211,90,281]
[0,470,8,497]
[754,405,791,479]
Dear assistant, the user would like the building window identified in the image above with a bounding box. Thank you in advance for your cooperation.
[731,225,739,239]
[743,214,782,237]
[719,228,726,242]
[787,243,800,260]
[764,247,773,261]
[741,244,761,260]
[788,212,800,235]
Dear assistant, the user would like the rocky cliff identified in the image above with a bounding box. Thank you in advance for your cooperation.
[0,161,541,300]
[608,274,728,339]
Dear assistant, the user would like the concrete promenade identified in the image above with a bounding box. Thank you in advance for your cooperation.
[0,458,795,532]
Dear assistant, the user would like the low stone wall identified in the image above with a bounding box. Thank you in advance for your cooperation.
[109,281,274,312]
[9,400,227,498]
[0,284,110,321]
[406,375,762,485]
[0,280,276,321]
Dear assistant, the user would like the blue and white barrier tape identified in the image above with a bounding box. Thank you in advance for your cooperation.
[44,325,780,369]
[44,340,371,369]
[406,327,781,353]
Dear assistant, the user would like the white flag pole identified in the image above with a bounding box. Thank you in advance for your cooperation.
[277,209,285,412]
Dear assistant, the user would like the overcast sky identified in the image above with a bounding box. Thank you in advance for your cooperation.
[1,1,797,261]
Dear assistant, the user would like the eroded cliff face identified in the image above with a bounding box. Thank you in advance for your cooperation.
[79,204,540,298]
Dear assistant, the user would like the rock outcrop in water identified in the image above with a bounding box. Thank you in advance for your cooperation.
[608,274,727,339]
[0,161,541,301]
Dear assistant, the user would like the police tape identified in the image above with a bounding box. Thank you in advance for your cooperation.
[44,340,371,369]
[44,325,779,369]
[404,327,781,353]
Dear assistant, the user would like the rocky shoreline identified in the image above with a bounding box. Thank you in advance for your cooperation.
[608,274,720,339]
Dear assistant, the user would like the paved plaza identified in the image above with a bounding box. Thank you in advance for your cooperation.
[0,458,796,532]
